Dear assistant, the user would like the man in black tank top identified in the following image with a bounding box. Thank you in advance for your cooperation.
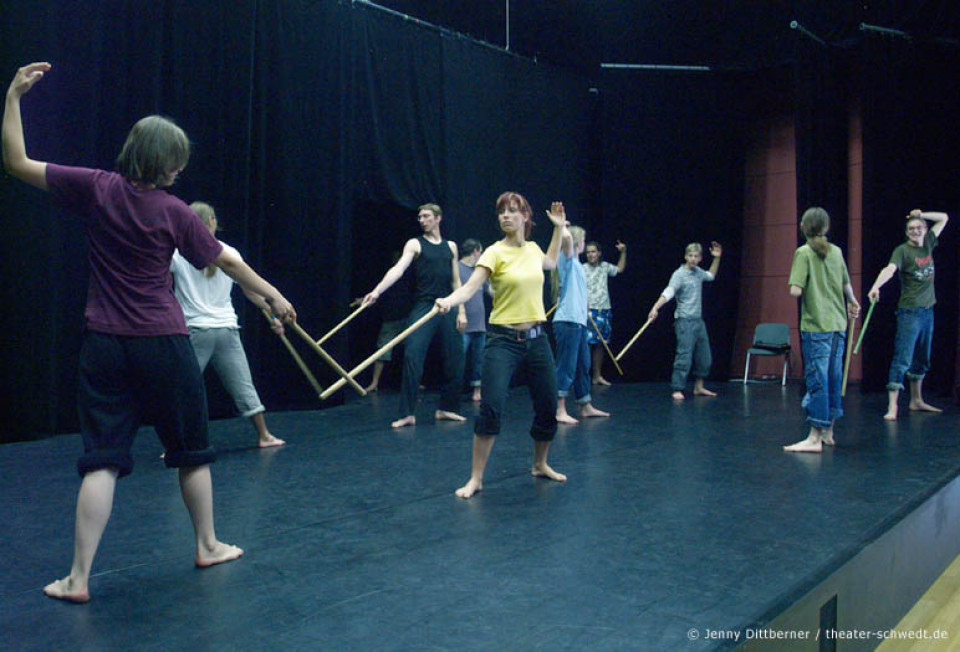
[363,204,467,428]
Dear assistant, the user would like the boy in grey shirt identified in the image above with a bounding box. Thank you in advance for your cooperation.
[648,241,722,400]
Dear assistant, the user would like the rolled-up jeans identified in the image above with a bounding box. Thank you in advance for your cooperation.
[801,330,845,430]
[886,306,934,391]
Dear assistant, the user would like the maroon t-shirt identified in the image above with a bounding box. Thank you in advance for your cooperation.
[46,164,223,336]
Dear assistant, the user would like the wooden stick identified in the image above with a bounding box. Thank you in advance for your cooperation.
[316,301,370,346]
[321,306,440,400]
[852,300,876,355]
[615,318,653,362]
[588,312,624,375]
[545,303,557,318]
[262,310,324,397]
[841,314,857,397]
[290,322,367,396]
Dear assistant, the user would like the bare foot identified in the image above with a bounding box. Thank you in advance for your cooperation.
[392,415,416,428]
[195,541,244,568]
[364,384,378,393]
[883,405,898,420]
[532,463,567,482]
[671,391,685,401]
[909,401,942,413]
[258,433,285,448]
[693,388,717,397]
[580,404,610,418]
[783,436,823,453]
[556,411,579,425]
[455,478,483,499]
[435,410,466,422]
[43,577,90,604]
[593,377,611,386]
[471,388,482,402]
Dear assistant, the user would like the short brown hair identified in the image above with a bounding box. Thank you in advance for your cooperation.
[418,203,442,217]
[116,115,190,185]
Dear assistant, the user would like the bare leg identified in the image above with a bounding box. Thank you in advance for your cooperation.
[435,410,467,422]
[180,465,243,568]
[591,346,610,385]
[532,440,567,482]
[821,424,836,446]
[692,378,717,397]
[784,427,824,453]
[250,412,284,448]
[391,415,416,428]
[579,402,610,418]
[456,434,495,498]
[556,397,579,424]
[44,468,118,603]
[471,386,482,402]
[908,378,942,413]
[365,361,385,393]
[884,389,899,421]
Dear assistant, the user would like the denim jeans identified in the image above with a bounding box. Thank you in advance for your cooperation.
[475,331,557,441]
[671,318,712,391]
[886,306,934,391]
[462,331,486,388]
[801,331,845,429]
[553,321,592,403]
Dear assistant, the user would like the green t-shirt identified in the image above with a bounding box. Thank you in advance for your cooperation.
[890,230,938,309]
[788,243,850,333]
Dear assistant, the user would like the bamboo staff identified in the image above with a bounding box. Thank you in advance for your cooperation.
[852,300,876,355]
[545,303,557,318]
[262,309,324,398]
[316,301,370,346]
[615,318,653,362]
[289,322,367,396]
[320,306,440,400]
[841,313,857,397]
[588,312,623,375]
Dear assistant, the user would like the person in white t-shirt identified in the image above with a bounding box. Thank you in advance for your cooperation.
[171,202,284,448]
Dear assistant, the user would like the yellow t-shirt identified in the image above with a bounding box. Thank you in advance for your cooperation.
[477,240,547,325]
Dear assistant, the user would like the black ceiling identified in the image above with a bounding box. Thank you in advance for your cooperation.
[364,1,960,72]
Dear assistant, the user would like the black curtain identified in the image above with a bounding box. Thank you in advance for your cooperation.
[0,1,595,441]
[859,39,960,394]
[598,70,746,381]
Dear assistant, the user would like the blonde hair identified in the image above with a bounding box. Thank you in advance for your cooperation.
[800,207,831,259]
[685,242,702,255]
[189,201,219,277]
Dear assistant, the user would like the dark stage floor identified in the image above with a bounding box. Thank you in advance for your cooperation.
[3,382,960,649]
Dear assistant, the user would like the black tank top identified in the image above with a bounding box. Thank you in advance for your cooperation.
[414,236,453,302]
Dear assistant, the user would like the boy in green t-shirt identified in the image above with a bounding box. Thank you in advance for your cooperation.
[867,209,949,420]
[784,208,860,453]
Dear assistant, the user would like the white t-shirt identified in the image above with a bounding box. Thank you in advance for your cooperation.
[171,241,240,329]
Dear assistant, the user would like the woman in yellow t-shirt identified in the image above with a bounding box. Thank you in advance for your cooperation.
[436,192,566,499]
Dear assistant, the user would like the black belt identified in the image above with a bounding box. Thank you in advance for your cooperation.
[488,323,545,341]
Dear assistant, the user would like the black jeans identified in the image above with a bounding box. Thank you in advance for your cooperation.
[476,330,557,441]
[399,300,464,417]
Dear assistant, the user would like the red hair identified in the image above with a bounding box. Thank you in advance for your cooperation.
[496,191,535,239]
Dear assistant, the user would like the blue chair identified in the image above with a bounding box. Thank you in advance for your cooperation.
[742,323,791,386]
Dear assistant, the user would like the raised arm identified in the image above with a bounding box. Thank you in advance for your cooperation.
[436,265,491,313]
[708,241,722,277]
[915,208,949,237]
[215,248,295,323]
[867,263,898,303]
[363,238,418,305]
[3,62,52,191]
[615,240,627,273]
[542,201,567,271]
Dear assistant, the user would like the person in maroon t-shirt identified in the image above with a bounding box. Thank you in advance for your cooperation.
[3,62,296,603]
